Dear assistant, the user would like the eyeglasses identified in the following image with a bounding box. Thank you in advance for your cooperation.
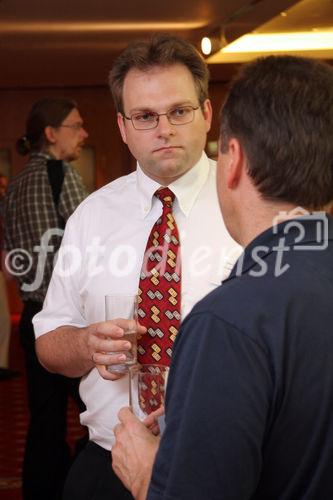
[123,105,200,130]
[59,123,84,131]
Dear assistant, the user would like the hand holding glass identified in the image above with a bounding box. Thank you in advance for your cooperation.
[129,364,169,420]
[105,294,138,374]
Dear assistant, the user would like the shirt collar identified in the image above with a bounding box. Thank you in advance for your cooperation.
[225,214,333,282]
[29,151,69,171]
[136,152,210,218]
[30,151,55,162]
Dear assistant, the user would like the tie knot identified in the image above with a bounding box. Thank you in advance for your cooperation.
[155,187,175,208]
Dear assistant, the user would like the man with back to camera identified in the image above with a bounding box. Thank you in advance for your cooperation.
[111,55,333,499]
[4,97,88,500]
[32,34,241,499]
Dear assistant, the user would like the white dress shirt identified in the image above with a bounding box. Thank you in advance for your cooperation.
[34,152,242,450]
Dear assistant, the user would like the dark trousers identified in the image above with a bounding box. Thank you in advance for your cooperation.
[19,300,87,500]
[63,441,134,500]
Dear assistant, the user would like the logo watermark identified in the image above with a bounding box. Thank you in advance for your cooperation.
[4,208,329,291]
[272,207,328,251]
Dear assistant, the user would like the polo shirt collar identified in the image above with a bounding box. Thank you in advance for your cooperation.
[225,214,333,282]
[136,152,210,218]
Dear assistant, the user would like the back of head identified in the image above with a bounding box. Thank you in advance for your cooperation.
[16,97,77,156]
[109,33,209,114]
[220,55,333,209]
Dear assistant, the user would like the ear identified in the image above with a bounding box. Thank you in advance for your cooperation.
[225,138,243,189]
[202,99,212,133]
[117,113,127,144]
[44,125,57,145]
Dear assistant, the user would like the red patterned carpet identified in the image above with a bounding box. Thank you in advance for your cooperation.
[0,321,86,500]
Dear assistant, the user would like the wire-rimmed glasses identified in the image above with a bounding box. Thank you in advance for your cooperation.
[123,105,200,130]
[59,123,85,131]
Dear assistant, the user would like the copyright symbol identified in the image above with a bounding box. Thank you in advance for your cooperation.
[5,249,33,276]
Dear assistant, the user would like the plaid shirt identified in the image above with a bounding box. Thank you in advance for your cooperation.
[4,152,88,302]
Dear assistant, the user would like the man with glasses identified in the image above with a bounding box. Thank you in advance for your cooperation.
[33,35,240,500]
[4,97,88,500]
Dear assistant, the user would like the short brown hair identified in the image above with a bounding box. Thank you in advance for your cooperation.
[220,55,333,208]
[109,33,209,114]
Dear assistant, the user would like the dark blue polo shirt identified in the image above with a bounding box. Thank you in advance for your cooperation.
[148,215,333,500]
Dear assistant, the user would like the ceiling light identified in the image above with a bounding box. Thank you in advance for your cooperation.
[221,31,333,53]
[201,37,213,55]
[200,28,227,56]
[0,21,205,33]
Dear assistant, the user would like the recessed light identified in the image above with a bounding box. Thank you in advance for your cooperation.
[201,37,212,55]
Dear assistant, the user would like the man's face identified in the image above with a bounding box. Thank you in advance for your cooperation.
[50,108,88,162]
[118,64,212,185]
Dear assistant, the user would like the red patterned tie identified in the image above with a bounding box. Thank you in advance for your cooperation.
[137,187,181,365]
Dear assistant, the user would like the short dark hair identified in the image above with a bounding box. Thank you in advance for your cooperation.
[220,55,333,208]
[16,97,77,156]
[109,33,209,114]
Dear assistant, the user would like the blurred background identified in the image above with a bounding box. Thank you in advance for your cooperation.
[0,0,332,496]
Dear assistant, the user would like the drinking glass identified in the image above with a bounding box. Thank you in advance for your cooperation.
[105,293,138,373]
[129,364,169,420]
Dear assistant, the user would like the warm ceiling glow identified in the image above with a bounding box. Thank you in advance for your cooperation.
[222,30,333,53]
[0,21,204,33]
